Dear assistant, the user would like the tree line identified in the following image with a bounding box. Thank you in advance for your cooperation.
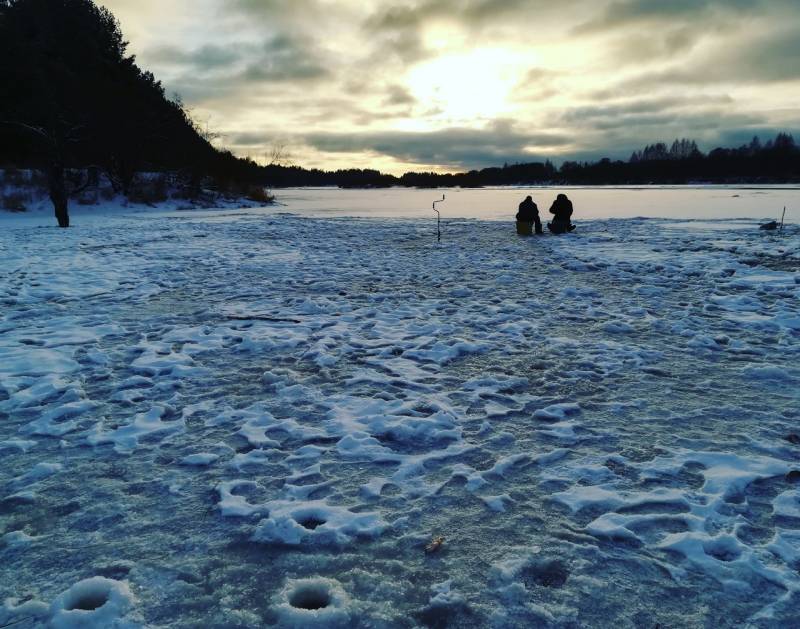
[250,132,800,189]
[384,134,799,188]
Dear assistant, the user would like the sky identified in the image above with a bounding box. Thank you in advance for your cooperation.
[101,0,800,174]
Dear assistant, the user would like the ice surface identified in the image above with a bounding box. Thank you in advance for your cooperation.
[1,193,799,627]
[229,185,800,222]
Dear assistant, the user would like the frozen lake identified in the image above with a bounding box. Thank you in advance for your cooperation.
[4,185,799,226]
[1,191,799,627]
[268,186,800,222]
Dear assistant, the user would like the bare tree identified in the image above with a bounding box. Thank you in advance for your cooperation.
[0,120,80,227]
[266,141,293,167]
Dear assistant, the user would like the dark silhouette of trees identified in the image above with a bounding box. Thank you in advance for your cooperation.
[0,0,129,226]
[389,134,799,188]
[254,134,798,188]
[0,0,268,226]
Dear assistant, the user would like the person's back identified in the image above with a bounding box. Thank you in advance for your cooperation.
[547,194,575,234]
[516,195,542,235]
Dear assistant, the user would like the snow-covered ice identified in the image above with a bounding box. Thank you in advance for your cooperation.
[1,190,799,627]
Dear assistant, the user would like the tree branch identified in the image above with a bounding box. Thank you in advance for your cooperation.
[0,119,52,144]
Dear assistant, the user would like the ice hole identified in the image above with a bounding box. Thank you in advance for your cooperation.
[417,605,456,629]
[412,404,438,415]
[521,560,569,589]
[724,491,745,504]
[297,515,327,530]
[289,583,332,610]
[704,540,741,563]
[273,577,350,621]
[65,589,109,611]
[618,501,688,515]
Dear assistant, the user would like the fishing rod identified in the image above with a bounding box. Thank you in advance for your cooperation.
[432,194,445,242]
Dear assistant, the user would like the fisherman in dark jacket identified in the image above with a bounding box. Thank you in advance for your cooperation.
[516,195,543,235]
[547,194,576,234]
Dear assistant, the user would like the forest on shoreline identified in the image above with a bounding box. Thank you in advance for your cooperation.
[257,133,800,189]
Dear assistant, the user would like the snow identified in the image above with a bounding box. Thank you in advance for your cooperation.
[1,188,799,627]
[180,452,220,466]
[250,499,386,546]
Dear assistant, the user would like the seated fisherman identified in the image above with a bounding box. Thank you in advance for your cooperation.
[547,194,576,234]
[516,195,543,235]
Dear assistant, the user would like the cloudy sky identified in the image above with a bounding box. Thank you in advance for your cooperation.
[102,0,800,174]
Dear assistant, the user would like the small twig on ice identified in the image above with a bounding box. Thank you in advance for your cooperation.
[425,535,445,554]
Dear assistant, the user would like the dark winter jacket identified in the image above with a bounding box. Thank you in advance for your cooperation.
[516,197,539,222]
[549,196,573,223]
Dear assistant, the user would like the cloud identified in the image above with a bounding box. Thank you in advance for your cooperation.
[383,85,417,106]
[366,0,580,33]
[101,0,800,172]
[711,27,800,83]
[558,95,734,123]
[143,36,329,82]
[143,32,332,104]
[601,26,702,66]
[616,25,800,90]
[143,44,241,71]
[225,0,325,20]
[367,27,428,64]
[574,0,754,34]
[304,120,571,170]
[242,34,329,82]
[360,0,586,64]
[543,94,776,158]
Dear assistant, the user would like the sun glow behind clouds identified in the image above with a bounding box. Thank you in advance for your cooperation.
[407,48,527,123]
[101,0,800,172]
